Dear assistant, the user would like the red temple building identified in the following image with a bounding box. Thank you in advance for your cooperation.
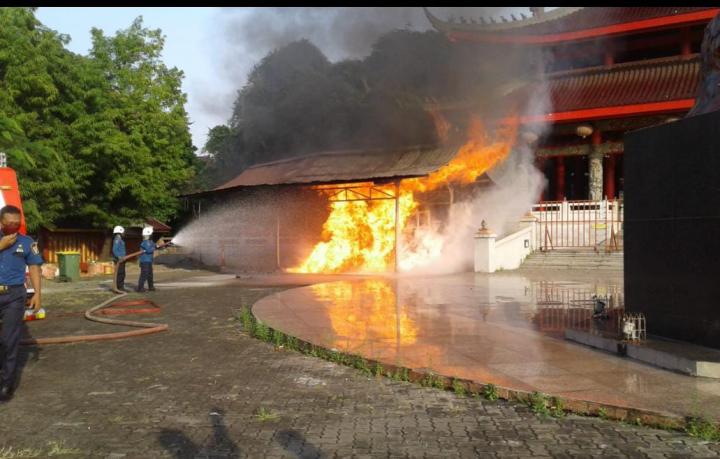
[425,6,718,203]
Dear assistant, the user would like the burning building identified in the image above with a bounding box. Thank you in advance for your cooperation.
[180,119,528,274]
[181,7,718,274]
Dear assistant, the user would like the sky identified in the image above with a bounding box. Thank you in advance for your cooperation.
[36,7,544,154]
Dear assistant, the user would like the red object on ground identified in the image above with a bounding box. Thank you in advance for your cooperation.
[0,167,27,235]
[99,298,161,315]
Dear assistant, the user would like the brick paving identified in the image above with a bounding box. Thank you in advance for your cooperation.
[0,269,718,458]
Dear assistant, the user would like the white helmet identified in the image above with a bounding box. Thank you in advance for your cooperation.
[113,225,125,234]
[142,226,154,237]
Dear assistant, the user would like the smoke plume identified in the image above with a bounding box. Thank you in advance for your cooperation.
[202,7,529,118]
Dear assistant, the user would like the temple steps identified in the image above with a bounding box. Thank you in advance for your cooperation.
[520,249,623,271]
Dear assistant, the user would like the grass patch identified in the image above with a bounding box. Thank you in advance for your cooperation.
[253,321,270,341]
[686,417,720,441]
[351,356,372,376]
[549,397,565,419]
[528,392,550,417]
[272,329,284,348]
[419,372,444,389]
[452,378,466,396]
[239,307,254,333]
[255,407,279,422]
[372,362,384,377]
[0,441,81,459]
[47,441,81,456]
[0,447,43,459]
[525,392,564,418]
[482,384,498,401]
[392,367,410,382]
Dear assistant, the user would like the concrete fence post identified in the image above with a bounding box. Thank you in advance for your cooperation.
[519,211,538,251]
[474,220,497,273]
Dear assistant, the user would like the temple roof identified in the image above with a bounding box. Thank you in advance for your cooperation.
[516,55,700,123]
[207,144,459,193]
[425,7,719,44]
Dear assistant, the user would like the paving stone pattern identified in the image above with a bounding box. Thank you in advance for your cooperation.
[1,272,718,458]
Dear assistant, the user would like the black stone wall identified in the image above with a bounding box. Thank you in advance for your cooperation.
[625,110,720,349]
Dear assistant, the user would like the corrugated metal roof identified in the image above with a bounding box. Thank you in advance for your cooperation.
[511,55,700,114]
[212,144,459,191]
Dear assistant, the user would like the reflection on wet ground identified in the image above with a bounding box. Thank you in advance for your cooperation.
[253,271,720,420]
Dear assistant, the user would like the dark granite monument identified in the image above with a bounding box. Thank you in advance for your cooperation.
[624,12,720,349]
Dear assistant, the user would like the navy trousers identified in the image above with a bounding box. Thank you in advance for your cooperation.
[113,258,126,290]
[0,287,26,386]
[138,262,154,291]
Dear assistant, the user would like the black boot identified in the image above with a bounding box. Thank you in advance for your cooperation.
[0,381,15,402]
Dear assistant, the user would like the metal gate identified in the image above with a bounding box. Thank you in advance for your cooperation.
[532,199,623,251]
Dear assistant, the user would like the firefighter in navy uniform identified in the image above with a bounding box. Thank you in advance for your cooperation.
[136,227,166,292]
[111,225,127,293]
[0,205,42,402]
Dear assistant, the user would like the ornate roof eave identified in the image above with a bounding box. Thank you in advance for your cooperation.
[424,7,719,45]
[423,7,585,34]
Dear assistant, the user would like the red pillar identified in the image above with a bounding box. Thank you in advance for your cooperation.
[604,154,616,200]
[555,156,565,201]
[537,157,547,202]
[681,28,691,57]
[604,51,614,66]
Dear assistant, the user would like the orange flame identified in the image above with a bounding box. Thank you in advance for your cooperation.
[312,280,417,349]
[290,115,519,274]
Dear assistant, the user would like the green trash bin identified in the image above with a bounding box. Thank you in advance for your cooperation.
[57,251,81,282]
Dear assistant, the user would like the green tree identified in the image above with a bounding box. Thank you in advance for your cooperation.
[85,17,197,228]
[0,7,86,230]
[1,9,198,231]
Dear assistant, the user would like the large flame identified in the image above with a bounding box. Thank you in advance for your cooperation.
[290,115,519,274]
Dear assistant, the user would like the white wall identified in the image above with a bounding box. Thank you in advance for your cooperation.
[494,225,533,271]
[474,221,534,273]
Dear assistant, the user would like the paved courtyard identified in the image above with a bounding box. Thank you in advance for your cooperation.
[1,266,719,458]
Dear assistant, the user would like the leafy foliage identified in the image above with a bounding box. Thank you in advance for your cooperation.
[0,8,198,231]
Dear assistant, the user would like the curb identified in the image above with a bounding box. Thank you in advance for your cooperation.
[240,305,706,434]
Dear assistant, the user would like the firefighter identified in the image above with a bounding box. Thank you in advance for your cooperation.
[136,226,165,292]
[112,225,127,293]
[0,205,42,402]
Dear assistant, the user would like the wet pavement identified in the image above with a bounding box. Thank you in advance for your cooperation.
[253,270,720,422]
[2,267,719,457]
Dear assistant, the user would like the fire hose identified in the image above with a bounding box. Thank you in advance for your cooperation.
[20,294,168,346]
[19,239,175,345]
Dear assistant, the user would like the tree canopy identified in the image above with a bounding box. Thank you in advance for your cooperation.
[0,8,198,231]
[201,29,529,188]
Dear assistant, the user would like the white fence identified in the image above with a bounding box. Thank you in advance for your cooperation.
[531,199,623,251]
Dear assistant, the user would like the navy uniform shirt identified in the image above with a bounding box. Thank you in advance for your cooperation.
[112,235,126,260]
[0,233,43,286]
[139,239,156,264]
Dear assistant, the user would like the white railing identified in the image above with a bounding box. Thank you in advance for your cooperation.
[531,199,623,251]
